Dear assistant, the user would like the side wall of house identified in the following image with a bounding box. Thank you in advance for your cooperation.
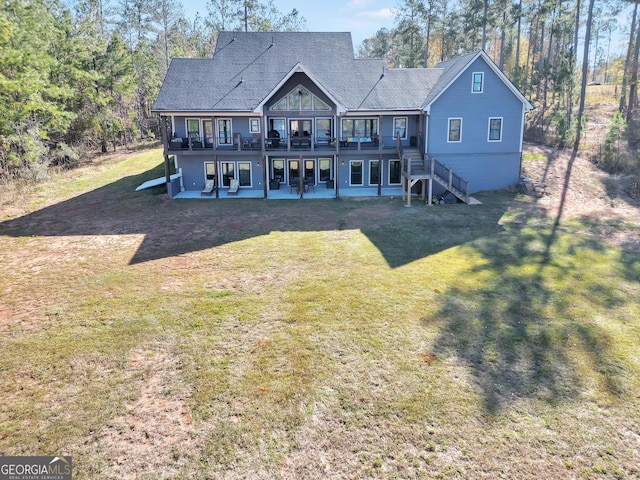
[427,56,525,193]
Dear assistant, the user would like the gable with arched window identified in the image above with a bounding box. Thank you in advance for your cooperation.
[271,85,331,111]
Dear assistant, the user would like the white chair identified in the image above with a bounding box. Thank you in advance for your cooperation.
[227,178,239,195]
[201,179,214,196]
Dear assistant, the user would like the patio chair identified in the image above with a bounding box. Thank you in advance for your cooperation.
[201,179,214,197]
[227,178,240,195]
[289,177,300,194]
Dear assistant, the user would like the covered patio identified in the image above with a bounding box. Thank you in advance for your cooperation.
[172,186,402,200]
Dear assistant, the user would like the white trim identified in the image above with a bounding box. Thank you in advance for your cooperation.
[318,157,333,182]
[424,114,429,155]
[487,117,503,142]
[253,63,346,115]
[471,71,484,93]
[393,117,408,140]
[216,118,233,145]
[287,158,301,184]
[156,111,255,117]
[343,109,422,116]
[340,117,380,140]
[388,159,401,185]
[447,117,462,143]
[303,158,317,184]
[290,118,313,137]
[237,161,253,188]
[368,159,381,186]
[315,117,334,143]
[219,160,253,188]
[204,161,216,181]
[520,105,526,153]
[349,160,364,186]
[186,118,201,138]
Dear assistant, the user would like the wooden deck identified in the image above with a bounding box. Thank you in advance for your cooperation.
[400,148,471,205]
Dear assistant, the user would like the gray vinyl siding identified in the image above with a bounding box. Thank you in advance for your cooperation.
[177,156,262,191]
[427,56,524,192]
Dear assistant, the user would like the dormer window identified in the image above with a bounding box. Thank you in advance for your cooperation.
[472,72,484,93]
[271,85,331,111]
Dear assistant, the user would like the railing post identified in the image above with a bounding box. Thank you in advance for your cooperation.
[407,156,412,206]
[236,133,241,151]
[466,182,470,203]
[448,168,453,190]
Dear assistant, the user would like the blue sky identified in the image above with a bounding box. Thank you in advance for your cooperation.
[182,0,633,54]
[182,0,397,47]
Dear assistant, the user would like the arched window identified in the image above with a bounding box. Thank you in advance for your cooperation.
[271,85,331,111]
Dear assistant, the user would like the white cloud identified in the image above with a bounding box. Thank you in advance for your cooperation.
[356,8,394,20]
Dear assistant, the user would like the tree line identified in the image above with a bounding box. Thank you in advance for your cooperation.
[1,0,637,182]
[0,0,304,182]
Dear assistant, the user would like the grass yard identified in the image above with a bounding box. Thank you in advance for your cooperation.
[1,147,639,479]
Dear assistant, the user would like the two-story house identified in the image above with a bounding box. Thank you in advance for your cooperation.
[152,31,532,203]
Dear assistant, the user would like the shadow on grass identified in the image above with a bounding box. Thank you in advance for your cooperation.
[0,163,512,268]
[432,148,639,414]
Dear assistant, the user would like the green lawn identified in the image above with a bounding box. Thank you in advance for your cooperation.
[1,148,639,479]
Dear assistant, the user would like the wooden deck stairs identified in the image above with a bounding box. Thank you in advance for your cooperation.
[399,145,474,206]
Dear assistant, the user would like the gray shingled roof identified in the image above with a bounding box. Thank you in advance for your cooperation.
[154,32,453,113]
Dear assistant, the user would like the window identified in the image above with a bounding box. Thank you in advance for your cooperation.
[369,160,380,185]
[205,162,216,180]
[203,120,213,145]
[217,119,232,145]
[389,160,401,184]
[288,159,300,181]
[300,89,312,110]
[272,159,285,181]
[271,85,331,111]
[472,72,484,93]
[238,162,251,187]
[221,161,252,187]
[488,117,502,142]
[393,117,408,140]
[186,119,200,139]
[350,160,363,185]
[304,159,315,183]
[221,162,235,186]
[448,118,462,143]
[316,118,332,142]
[250,118,260,133]
[269,118,286,139]
[319,158,331,182]
[288,89,300,110]
[341,118,378,139]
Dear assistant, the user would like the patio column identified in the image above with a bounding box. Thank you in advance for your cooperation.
[335,155,340,199]
[299,155,304,199]
[163,153,172,198]
[262,155,267,199]
[377,154,382,196]
[160,115,169,152]
[214,155,219,199]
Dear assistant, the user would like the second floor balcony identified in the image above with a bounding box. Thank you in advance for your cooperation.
[167,133,400,154]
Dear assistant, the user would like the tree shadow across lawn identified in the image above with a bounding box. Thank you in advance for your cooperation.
[430,214,636,414]
[0,163,513,268]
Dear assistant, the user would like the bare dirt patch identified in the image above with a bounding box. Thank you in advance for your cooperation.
[96,348,195,479]
[520,144,640,237]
